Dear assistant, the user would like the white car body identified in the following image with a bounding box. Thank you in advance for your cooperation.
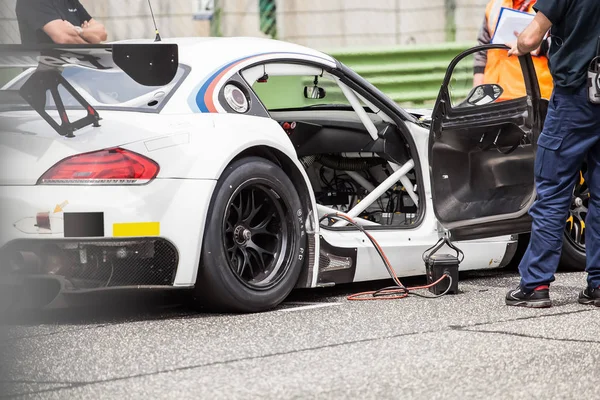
[0,37,527,312]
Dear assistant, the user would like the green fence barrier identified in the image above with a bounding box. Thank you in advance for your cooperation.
[259,0,277,39]
[0,42,477,111]
[325,41,476,107]
[254,41,477,110]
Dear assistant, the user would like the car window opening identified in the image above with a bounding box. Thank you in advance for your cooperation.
[242,63,422,231]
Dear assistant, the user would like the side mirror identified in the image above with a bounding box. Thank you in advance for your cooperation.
[304,85,326,99]
[461,83,503,107]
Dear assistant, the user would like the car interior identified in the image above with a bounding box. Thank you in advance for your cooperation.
[241,62,421,229]
[239,53,547,234]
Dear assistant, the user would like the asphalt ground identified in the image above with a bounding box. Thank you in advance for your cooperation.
[0,268,598,399]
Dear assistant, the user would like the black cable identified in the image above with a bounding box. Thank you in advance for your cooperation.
[333,169,339,192]
[400,276,454,298]
[320,213,452,300]
[387,196,395,213]
[320,215,381,254]
[319,166,333,189]
[372,285,409,297]
[372,275,453,299]
[377,198,385,213]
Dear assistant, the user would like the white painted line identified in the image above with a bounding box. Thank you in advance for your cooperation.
[278,302,343,312]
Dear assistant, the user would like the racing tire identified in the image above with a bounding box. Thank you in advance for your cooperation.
[560,239,586,271]
[509,233,586,272]
[500,165,588,272]
[560,166,588,271]
[193,157,307,313]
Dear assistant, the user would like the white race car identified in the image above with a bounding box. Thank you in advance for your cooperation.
[0,37,586,312]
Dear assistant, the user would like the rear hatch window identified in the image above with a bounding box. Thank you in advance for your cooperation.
[1,64,188,113]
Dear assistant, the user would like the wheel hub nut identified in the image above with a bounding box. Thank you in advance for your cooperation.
[234,225,251,245]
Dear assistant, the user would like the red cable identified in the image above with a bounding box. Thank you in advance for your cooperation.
[324,213,451,301]
[347,275,449,301]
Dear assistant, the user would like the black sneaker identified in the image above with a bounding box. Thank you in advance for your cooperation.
[578,287,600,307]
[505,285,552,308]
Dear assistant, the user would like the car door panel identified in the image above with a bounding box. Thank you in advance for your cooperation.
[429,44,544,240]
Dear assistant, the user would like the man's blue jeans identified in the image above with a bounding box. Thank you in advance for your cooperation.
[519,85,600,292]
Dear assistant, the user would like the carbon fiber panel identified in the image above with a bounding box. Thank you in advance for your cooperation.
[0,238,178,290]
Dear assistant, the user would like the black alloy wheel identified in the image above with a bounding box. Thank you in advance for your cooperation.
[194,157,306,313]
[224,181,290,290]
[561,165,588,271]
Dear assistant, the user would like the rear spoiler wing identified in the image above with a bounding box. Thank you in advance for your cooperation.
[0,43,179,86]
[0,43,178,137]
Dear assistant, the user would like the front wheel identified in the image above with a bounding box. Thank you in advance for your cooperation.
[560,168,588,271]
[193,157,307,313]
[511,166,588,271]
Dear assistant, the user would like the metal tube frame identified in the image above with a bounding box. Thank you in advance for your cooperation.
[333,159,415,227]
[316,204,380,226]
[389,161,419,206]
[344,170,376,192]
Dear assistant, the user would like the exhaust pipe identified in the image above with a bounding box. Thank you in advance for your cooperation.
[20,276,63,309]
[2,249,66,310]
[6,251,41,273]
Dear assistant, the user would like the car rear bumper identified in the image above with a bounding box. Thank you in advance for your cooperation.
[0,179,216,307]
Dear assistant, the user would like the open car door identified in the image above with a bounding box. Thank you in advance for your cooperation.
[429,44,546,241]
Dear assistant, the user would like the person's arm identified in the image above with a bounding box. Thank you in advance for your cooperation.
[508,0,568,57]
[80,19,108,43]
[473,15,491,86]
[16,0,88,44]
[507,11,553,57]
[42,19,88,44]
[75,2,108,43]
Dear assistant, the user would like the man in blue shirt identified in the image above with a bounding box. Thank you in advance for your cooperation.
[505,0,600,308]
[16,0,107,44]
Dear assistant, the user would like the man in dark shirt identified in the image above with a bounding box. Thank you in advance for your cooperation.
[16,0,107,45]
[504,0,600,308]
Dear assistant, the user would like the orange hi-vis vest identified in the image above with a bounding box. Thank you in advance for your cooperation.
[484,0,554,100]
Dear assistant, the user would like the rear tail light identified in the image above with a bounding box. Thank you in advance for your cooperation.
[38,148,159,185]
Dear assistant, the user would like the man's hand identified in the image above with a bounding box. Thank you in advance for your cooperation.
[42,19,87,44]
[80,19,108,43]
[507,11,552,57]
[508,30,543,57]
[42,18,107,44]
[507,34,524,57]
